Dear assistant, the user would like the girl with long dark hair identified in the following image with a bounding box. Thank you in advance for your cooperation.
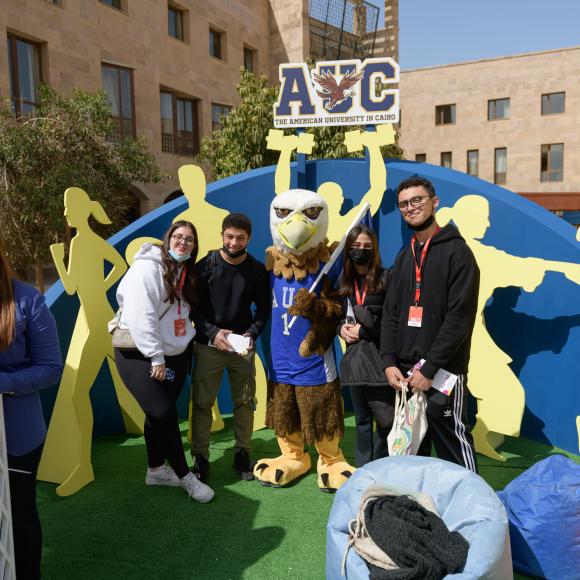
[114,220,214,502]
[0,235,63,578]
[338,224,393,467]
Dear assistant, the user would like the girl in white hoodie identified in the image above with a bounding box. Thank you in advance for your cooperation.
[115,221,214,503]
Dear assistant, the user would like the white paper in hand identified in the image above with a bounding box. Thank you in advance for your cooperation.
[409,359,458,395]
[227,333,251,355]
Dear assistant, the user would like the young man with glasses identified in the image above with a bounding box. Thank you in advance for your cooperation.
[191,213,271,482]
[380,176,480,472]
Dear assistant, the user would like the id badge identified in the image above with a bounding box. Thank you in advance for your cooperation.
[174,318,186,337]
[407,306,423,327]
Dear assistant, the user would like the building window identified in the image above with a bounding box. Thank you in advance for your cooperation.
[168,4,184,40]
[100,0,122,9]
[467,150,479,176]
[415,153,426,163]
[160,91,199,156]
[541,92,565,115]
[488,98,510,120]
[101,64,135,142]
[435,104,455,125]
[494,147,507,184]
[243,47,255,72]
[209,28,223,59]
[541,143,564,182]
[7,34,42,117]
[211,103,232,131]
[440,152,452,168]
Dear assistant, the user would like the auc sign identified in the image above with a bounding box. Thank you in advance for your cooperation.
[273,58,399,129]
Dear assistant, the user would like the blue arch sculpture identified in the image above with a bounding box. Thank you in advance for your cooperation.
[43,159,580,454]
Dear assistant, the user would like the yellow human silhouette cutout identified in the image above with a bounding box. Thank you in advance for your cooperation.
[268,124,394,244]
[437,195,580,460]
[176,165,268,433]
[38,187,145,496]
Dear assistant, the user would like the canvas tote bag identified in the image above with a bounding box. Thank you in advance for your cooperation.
[387,384,428,455]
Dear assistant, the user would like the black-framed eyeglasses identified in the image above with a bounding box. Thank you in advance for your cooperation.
[171,234,195,245]
[397,195,433,212]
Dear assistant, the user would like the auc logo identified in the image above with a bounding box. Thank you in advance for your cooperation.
[273,58,400,129]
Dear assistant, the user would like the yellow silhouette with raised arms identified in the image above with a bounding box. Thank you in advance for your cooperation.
[437,195,580,460]
[267,124,394,242]
[38,187,145,496]
[176,165,269,433]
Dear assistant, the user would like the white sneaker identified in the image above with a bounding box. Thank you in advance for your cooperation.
[145,465,180,487]
[180,472,215,503]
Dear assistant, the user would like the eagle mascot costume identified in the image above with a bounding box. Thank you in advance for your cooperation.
[253,188,355,492]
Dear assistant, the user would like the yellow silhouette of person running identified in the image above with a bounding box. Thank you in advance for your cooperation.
[37,187,145,496]
[437,195,580,460]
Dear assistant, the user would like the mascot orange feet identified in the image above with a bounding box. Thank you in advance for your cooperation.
[254,432,311,487]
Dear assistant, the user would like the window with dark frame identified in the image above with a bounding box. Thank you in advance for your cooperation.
[415,153,426,163]
[168,5,184,40]
[243,47,254,72]
[7,34,42,117]
[440,151,452,168]
[488,98,510,120]
[541,92,565,115]
[435,104,455,125]
[494,147,507,184]
[541,143,564,182]
[100,0,122,9]
[209,28,222,59]
[467,150,479,176]
[101,64,135,142]
[211,103,232,131]
[160,91,199,156]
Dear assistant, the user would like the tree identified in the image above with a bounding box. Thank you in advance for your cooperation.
[0,85,167,290]
[198,68,404,181]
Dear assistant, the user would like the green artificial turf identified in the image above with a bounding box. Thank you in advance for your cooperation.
[37,416,579,579]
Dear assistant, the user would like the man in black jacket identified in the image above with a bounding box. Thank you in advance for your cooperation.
[380,176,479,472]
[191,213,271,481]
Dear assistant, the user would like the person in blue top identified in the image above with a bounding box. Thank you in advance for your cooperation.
[0,235,63,579]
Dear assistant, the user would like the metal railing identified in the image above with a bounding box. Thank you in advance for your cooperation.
[309,0,381,62]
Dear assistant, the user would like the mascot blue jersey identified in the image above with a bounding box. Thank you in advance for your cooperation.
[269,265,337,386]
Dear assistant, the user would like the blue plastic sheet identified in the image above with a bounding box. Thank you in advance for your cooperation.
[498,454,580,580]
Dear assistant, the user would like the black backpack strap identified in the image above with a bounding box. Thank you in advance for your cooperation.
[206,250,219,287]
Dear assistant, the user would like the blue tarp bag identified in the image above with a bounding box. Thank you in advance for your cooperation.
[497,454,580,579]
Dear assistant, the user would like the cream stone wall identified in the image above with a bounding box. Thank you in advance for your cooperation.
[1,0,272,208]
[399,47,580,198]
[268,0,309,82]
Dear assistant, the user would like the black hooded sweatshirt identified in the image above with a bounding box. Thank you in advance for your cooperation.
[380,223,480,379]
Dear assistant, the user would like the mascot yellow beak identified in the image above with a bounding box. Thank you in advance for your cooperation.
[277,214,317,251]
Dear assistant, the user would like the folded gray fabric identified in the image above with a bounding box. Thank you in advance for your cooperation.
[343,484,468,580]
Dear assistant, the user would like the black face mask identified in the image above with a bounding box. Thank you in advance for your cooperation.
[408,214,435,232]
[222,245,247,259]
[349,248,372,265]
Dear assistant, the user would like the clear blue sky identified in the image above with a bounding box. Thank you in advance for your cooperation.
[366,0,580,69]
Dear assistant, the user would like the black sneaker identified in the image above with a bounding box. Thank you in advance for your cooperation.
[233,449,255,481]
[191,455,210,483]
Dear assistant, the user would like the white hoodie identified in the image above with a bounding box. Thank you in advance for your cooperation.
[116,243,195,365]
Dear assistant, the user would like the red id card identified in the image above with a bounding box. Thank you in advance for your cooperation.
[407,306,423,327]
[174,318,186,337]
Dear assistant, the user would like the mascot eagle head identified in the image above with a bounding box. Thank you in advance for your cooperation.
[270,189,329,256]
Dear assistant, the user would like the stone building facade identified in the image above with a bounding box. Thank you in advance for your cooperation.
[1,0,387,213]
[398,47,580,224]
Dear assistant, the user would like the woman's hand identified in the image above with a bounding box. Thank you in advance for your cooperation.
[340,323,361,344]
[150,363,166,381]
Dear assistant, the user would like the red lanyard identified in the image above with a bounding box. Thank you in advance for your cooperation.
[410,229,439,305]
[354,278,367,306]
[176,265,187,317]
